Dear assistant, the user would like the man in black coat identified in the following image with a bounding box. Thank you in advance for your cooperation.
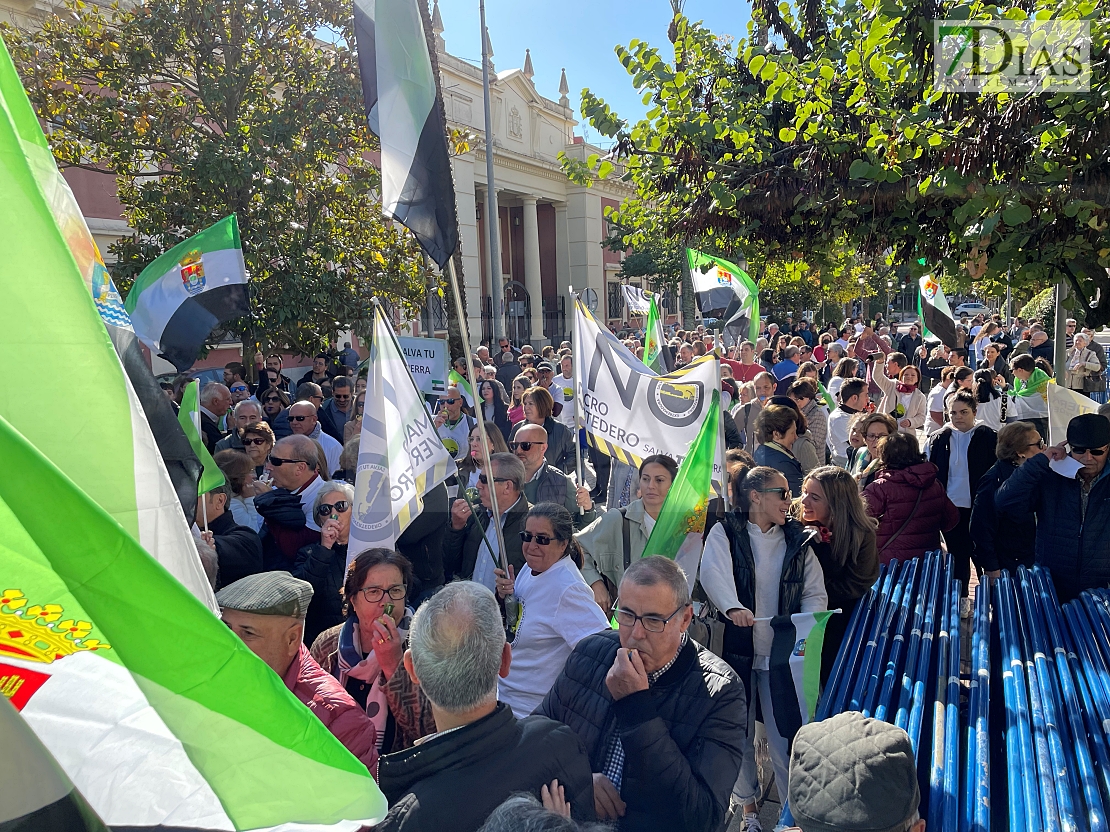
[374,582,595,832]
[198,482,263,590]
[538,556,747,832]
[444,453,529,583]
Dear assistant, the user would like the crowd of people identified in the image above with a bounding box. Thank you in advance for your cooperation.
[164,310,1110,832]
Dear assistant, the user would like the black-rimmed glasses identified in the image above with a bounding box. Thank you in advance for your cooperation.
[613,603,690,633]
[358,585,407,603]
[757,487,792,501]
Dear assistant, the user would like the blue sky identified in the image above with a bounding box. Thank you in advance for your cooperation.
[436,0,752,144]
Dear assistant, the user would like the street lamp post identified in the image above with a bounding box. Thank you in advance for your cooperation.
[858,277,866,322]
[887,280,893,319]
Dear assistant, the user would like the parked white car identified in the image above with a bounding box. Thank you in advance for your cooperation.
[954,302,991,318]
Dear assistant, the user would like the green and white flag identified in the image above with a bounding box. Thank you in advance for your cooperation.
[641,390,720,587]
[124,216,250,371]
[1047,383,1099,447]
[687,249,760,344]
[0,413,386,829]
[448,368,475,408]
[917,272,958,349]
[768,610,838,742]
[178,380,226,496]
[0,33,215,609]
[643,294,672,374]
[349,305,457,560]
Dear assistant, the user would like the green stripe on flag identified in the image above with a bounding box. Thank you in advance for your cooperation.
[448,368,475,406]
[642,390,719,559]
[801,610,835,722]
[0,413,385,827]
[643,295,668,374]
[178,381,225,495]
[124,216,242,310]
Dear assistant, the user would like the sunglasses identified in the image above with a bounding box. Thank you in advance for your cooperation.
[267,454,305,466]
[757,487,792,501]
[243,437,270,446]
[520,530,558,545]
[510,441,544,451]
[477,474,511,485]
[441,398,459,405]
[290,415,312,422]
[262,396,281,403]
[230,385,248,393]
[1070,445,1109,457]
[316,501,351,516]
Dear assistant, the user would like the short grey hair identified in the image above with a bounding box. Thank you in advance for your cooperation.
[275,435,319,471]
[233,399,262,419]
[620,556,691,607]
[200,382,229,406]
[314,481,354,515]
[408,582,506,713]
[478,794,598,832]
[489,452,525,492]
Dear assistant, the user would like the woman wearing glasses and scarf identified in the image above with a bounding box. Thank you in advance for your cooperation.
[492,503,610,718]
[293,482,358,646]
[311,548,437,759]
[699,464,827,829]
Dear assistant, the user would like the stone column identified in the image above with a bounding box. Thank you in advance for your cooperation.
[521,195,545,343]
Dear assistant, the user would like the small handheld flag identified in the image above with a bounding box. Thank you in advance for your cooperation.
[917,273,958,349]
[643,294,673,374]
[177,380,226,496]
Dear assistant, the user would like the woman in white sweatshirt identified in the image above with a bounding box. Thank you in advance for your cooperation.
[699,464,828,829]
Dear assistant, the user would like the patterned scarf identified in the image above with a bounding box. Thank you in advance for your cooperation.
[337,609,413,751]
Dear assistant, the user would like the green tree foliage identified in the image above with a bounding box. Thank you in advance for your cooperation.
[4,0,431,355]
[563,3,1110,325]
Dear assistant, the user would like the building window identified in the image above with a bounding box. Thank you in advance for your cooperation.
[607,282,623,320]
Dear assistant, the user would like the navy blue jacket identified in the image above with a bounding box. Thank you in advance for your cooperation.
[969,460,1036,574]
[995,453,1110,600]
[753,442,804,497]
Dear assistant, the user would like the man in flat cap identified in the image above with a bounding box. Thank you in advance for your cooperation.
[217,572,380,772]
[997,411,1110,601]
[786,711,924,832]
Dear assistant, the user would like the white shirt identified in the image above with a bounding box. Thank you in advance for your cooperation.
[294,474,328,530]
[309,425,344,477]
[941,426,975,508]
[925,384,949,434]
[554,374,576,429]
[498,557,610,718]
[827,408,856,464]
[976,397,1004,431]
[437,415,473,461]
[699,522,827,669]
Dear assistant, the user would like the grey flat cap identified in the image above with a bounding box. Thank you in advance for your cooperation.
[788,711,919,832]
[216,571,313,618]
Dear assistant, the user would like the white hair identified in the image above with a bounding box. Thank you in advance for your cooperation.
[313,481,354,515]
[408,582,505,713]
[233,399,262,418]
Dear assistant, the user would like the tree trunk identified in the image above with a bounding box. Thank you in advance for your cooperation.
[681,267,697,328]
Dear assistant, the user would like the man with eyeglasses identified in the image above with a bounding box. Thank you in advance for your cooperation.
[256,435,328,569]
[299,353,335,389]
[217,571,380,772]
[513,424,595,530]
[434,386,474,462]
[319,376,354,443]
[444,453,529,590]
[288,401,342,478]
[539,556,746,832]
[997,412,1110,601]
[215,400,263,452]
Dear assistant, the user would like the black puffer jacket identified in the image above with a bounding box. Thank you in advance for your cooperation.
[538,630,746,832]
[291,542,346,646]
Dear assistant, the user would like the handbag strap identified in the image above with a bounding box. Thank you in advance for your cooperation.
[878,488,924,554]
[620,507,631,570]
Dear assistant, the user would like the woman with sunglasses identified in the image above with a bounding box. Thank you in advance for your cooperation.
[492,503,610,718]
[699,464,827,828]
[259,387,290,426]
[239,421,275,478]
[292,482,357,646]
[310,548,436,757]
[969,421,1042,578]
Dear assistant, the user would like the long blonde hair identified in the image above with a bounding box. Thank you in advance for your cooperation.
[798,466,876,568]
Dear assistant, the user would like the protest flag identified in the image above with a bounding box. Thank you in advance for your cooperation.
[0,34,214,607]
[573,298,723,493]
[918,273,958,349]
[641,389,719,583]
[768,610,838,742]
[620,284,653,316]
[1047,383,1099,446]
[0,413,387,828]
[448,367,476,408]
[349,304,457,560]
[686,249,760,343]
[177,381,226,495]
[643,294,672,374]
[354,0,458,268]
[124,216,251,371]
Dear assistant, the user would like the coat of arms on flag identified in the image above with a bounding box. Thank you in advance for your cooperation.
[922,274,940,301]
[179,250,206,295]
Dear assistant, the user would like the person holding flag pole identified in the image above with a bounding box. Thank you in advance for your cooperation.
[177,379,227,532]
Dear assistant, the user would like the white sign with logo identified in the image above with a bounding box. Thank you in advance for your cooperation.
[397,336,447,395]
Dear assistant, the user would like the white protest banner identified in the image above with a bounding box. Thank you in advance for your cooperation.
[573,298,723,489]
[1047,383,1099,447]
[349,306,457,561]
[397,335,447,395]
[620,284,653,316]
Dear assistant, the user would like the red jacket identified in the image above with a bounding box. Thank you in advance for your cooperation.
[863,462,959,564]
[283,643,379,774]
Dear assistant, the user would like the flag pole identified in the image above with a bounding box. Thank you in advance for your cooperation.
[445,256,509,574]
[569,285,585,511]
[190,381,209,532]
